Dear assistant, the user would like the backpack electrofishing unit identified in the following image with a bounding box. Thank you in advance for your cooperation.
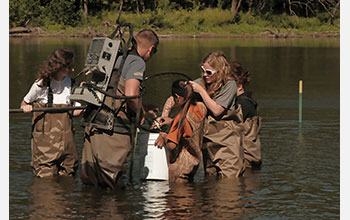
[70,23,137,131]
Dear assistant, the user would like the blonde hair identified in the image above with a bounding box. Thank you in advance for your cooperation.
[200,51,233,98]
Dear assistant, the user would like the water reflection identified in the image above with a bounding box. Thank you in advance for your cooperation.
[141,181,170,219]
[27,176,76,220]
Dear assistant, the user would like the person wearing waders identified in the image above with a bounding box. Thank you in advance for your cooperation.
[189,51,245,178]
[80,29,159,189]
[20,48,82,177]
[154,80,207,182]
[231,61,262,168]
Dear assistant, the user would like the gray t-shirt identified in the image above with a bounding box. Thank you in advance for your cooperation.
[114,54,145,81]
[193,78,237,110]
[215,80,237,110]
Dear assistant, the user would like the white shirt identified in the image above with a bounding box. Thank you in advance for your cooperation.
[24,77,75,105]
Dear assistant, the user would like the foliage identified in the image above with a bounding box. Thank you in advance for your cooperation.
[9,0,42,27]
[9,0,340,35]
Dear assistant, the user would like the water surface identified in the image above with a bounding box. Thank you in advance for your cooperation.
[9,37,339,219]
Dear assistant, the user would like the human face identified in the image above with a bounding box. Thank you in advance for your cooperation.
[142,45,157,62]
[201,62,217,84]
[54,63,74,81]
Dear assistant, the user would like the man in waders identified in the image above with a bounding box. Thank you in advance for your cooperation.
[80,29,159,189]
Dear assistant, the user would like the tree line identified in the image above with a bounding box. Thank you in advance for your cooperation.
[10,0,340,28]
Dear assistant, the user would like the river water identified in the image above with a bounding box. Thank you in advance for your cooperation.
[9,37,339,219]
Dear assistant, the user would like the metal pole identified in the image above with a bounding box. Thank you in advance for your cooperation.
[9,106,87,113]
[299,80,303,124]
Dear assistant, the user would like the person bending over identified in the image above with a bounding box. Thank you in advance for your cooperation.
[80,29,159,189]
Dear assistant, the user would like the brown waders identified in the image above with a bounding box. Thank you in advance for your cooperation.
[203,105,245,178]
[242,116,262,168]
[31,103,78,177]
[167,102,206,183]
[80,76,133,189]
[80,126,130,189]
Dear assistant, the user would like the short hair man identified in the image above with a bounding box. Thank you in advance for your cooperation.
[80,29,159,189]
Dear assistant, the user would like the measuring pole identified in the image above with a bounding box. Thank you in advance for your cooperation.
[299,80,303,124]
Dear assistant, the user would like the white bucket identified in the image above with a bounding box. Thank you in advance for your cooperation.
[139,132,168,181]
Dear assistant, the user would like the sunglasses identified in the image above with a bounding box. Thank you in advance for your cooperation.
[150,46,157,56]
[201,66,216,76]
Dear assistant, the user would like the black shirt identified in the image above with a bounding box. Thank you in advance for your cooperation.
[236,92,258,121]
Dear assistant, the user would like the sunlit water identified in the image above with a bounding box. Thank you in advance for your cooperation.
[9,37,339,219]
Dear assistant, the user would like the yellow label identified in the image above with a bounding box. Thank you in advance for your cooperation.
[134,72,143,76]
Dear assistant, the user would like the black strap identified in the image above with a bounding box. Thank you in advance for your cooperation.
[47,78,53,107]
[111,25,134,105]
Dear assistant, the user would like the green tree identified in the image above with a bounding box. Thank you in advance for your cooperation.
[9,0,42,27]
[41,0,82,26]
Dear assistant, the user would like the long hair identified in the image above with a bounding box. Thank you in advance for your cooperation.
[36,48,74,87]
[171,80,196,141]
[200,51,233,98]
[231,61,251,89]
[171,79,186,102]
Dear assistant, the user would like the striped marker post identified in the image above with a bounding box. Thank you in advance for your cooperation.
[299,80,303,124]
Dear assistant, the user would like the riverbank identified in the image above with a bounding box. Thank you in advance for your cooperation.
[9,27,339,39]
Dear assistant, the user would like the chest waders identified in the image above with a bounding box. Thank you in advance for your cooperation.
[31,79,78,177]
[168,102,206,183]
[237,94,262,168]
[79,24,142,189]
[202,105,245,178]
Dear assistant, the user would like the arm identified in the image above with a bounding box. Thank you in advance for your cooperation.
[154,132,168,148]
[188,81,225,117]
[161,96,175,117]
[125,78,145,124]
[71,102,84,117]
[155,96,175,127]
[20,100,33,113]
[20,81,40,113]
[73,109,84,117]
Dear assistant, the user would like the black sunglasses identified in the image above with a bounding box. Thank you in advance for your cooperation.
[201,66,216,76]
[150,46,157,56]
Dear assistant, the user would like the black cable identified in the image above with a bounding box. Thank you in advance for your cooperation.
[144,71,192,81]
[81,71,192,100]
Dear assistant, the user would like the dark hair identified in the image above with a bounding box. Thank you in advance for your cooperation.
[171,79,187,99]
[231,61,251,89]
[36,48,74,87]
[136,29,159,49]
[171,80,196,141]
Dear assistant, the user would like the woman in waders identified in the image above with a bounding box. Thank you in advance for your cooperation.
[20,48,82,178]
[231,61,262,168]
[155,80,207,182]
[189,51,245,178]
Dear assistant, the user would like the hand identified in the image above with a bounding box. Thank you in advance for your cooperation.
[158,116,173,126]
[188,81,204,94]
[154,132,167,148]
[21,104,33,113]
[151,119,161,130]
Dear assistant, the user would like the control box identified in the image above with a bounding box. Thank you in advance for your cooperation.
[70,37,121,106]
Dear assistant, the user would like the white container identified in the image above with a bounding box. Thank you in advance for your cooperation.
[139,132,169,181]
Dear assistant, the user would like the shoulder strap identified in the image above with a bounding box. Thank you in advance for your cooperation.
[47,78,53,107]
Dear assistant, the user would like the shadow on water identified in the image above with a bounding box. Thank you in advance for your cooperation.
[9,37,339,219]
